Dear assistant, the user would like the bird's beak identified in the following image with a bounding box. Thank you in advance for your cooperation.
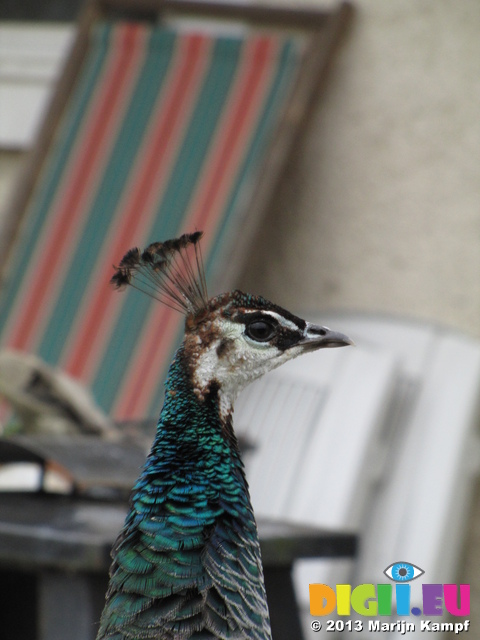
[297,322,354,351]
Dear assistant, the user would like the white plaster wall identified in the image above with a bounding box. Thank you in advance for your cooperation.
[240,0,480,339]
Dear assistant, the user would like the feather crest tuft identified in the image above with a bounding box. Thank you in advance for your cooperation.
[111,232,208,315]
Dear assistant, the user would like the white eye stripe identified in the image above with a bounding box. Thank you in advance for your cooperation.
[242,309,300,333]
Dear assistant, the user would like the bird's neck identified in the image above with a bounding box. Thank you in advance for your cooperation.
[132,344,248,510]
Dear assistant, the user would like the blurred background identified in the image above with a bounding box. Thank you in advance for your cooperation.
[0,1,479,638]
[3,0,478,337]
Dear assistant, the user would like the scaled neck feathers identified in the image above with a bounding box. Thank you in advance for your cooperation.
[97,343,271,640]
[100,231,352,639]
[99,232,275,639]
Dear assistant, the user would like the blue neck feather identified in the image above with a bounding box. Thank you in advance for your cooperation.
[97,345,272,639]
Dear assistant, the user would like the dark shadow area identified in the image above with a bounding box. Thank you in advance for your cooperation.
[0,569,37,640]
[0,0,82,21]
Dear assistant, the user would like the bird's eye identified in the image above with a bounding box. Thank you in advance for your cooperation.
[245,320,276,342]
[383,562,425,583]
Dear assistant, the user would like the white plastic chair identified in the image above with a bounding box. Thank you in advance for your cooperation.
[236,313,480,639]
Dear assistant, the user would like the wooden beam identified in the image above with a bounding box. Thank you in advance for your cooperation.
[96,0,335,29]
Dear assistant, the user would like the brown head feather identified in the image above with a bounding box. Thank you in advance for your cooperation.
[110,232,208,315]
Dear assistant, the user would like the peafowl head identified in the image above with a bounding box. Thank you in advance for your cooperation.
[112,231,352,417]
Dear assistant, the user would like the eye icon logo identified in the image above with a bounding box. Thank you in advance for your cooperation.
[384,562,425,583]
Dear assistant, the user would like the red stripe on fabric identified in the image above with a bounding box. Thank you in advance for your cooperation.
[191,37,279,232]
[61,34,212,382]
[113,36,279,419]
[4,24,147,353]
[114,307,180,418]
[0,400,10,425]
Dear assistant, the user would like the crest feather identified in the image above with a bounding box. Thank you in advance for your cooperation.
[111,231,208,315]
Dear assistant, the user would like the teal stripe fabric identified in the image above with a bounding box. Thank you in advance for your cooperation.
[37,28,177,365]
[146,39,301,417]
[0,22,302,419]
[94,35,245,412]
[207,39,299,271]
[0,24,113,341]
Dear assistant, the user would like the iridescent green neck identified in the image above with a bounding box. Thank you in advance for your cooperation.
[131,344,248,514]
[97,344,270,640]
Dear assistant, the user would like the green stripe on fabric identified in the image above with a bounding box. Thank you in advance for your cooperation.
[0,26,301,422]
[207,38,300,276]
[145,325,186,418]
[146,38,302,417]
[147,40,299,415]
[37,27,177,366]
[94,34,244,414]
[0,24,113,342]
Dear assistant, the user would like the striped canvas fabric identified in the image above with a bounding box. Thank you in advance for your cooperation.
[0,21,301,420]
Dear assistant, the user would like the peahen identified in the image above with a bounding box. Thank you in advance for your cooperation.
[97,232,352,640]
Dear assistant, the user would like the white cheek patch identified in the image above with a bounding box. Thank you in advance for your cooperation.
[193,319,285,419]
[191,315,309,421]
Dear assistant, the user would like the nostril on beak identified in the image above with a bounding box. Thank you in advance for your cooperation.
[301,323,354,349]
[307,325,330,337]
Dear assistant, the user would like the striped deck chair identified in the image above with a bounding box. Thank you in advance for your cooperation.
[0,0,351,424]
